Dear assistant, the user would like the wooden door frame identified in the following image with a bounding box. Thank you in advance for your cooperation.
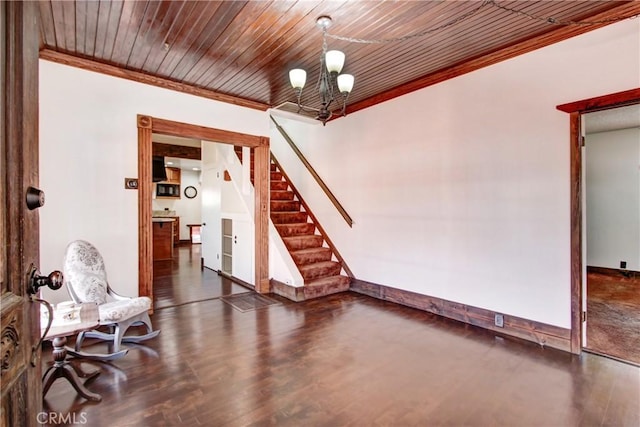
[557,88,640,354]
[137,115,270,307]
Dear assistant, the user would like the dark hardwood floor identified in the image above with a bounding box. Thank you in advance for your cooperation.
[586,270,640,365]
[41,259,640,426]
[153,244,248,309]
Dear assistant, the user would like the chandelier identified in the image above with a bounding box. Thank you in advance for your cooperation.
[288,16,354,126]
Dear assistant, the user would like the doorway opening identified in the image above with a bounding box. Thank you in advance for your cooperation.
[556,88,640,358]
[151,136,254,308]
[582,105,640,365]
[137,115,270,310]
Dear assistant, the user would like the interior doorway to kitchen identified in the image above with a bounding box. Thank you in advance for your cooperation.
[137,115,270,310]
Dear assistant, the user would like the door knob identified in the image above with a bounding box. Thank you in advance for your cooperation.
[26,187,45,210]
[28,265,63,295]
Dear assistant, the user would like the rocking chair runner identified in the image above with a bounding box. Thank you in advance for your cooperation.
[63,240,160,360]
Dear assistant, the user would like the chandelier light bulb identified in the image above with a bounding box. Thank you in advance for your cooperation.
[289,69,307,89]
[325,50,345,74]
[337,74,354,94]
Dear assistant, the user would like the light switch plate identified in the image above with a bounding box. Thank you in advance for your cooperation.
[124,178,139,189]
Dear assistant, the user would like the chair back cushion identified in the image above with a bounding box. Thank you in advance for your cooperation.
[63,240,109,305]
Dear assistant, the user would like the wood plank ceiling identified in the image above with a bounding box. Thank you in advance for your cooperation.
[38,1,639,117]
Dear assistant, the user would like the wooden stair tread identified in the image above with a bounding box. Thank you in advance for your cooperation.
[282,234,322,241]
[291,247,331,255]
[282,235,324,251]
[271,190,294,200]
[271,212,308,224]
[298,261,341,272]
[274,223,316,236]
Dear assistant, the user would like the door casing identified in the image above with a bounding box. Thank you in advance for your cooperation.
[557,88,640,354]
[137,116,270,307]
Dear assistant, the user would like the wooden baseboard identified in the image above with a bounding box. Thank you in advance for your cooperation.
[587,266,639,278]
[350,279,572,352]
[270,279,306,302]
[217,270,255,291]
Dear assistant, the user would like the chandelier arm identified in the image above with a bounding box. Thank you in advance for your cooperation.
[337,90,350,117]
[294,88,303,113]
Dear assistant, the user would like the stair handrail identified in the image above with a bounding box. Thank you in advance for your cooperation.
[270,115,354,227]
[270,153,355,279]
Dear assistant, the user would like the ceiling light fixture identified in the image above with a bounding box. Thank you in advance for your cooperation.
[288,16,354,126]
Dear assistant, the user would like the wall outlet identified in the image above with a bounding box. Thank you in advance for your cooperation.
[620,261,627,269]
[495,313,504,328]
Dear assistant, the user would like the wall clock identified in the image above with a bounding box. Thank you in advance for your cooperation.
[184,186,197,199]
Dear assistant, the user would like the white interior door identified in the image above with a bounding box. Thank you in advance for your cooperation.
[201,142,221,271]
[231,217,254,285]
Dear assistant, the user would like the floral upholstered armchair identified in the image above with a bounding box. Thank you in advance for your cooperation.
[63,240,160,360]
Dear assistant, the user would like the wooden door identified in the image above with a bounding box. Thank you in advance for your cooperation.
[1,2,42,426]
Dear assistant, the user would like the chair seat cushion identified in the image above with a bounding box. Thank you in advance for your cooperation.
[99,297,152,323]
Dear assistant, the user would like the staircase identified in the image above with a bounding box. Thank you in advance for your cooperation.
[234,147,351,301]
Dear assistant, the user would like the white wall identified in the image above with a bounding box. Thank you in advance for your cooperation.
[39,61,268,304]
[270,19,640,329]
[586,128,640,271]
[153,169,202,240]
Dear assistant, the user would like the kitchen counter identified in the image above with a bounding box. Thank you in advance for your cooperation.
[152,217,175,223]
[152,215,180,247]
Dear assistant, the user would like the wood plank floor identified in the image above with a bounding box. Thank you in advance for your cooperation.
[41,258,640,426]
[586,270,640,365]
[153,244,248,309]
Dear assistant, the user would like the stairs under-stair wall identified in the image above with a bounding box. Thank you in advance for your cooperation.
[234,146,351,301]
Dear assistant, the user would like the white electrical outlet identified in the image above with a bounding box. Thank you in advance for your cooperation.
[495,313,504,328]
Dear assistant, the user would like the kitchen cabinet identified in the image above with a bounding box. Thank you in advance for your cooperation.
[152,219,174,260]
[151,215,180,246]
[164,167,181,184]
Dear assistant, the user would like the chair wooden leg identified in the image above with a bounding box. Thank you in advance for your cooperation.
[68,360,100,379]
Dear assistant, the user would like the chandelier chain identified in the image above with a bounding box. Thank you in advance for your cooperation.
[326,0,639,45]
[322,28,328,54]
